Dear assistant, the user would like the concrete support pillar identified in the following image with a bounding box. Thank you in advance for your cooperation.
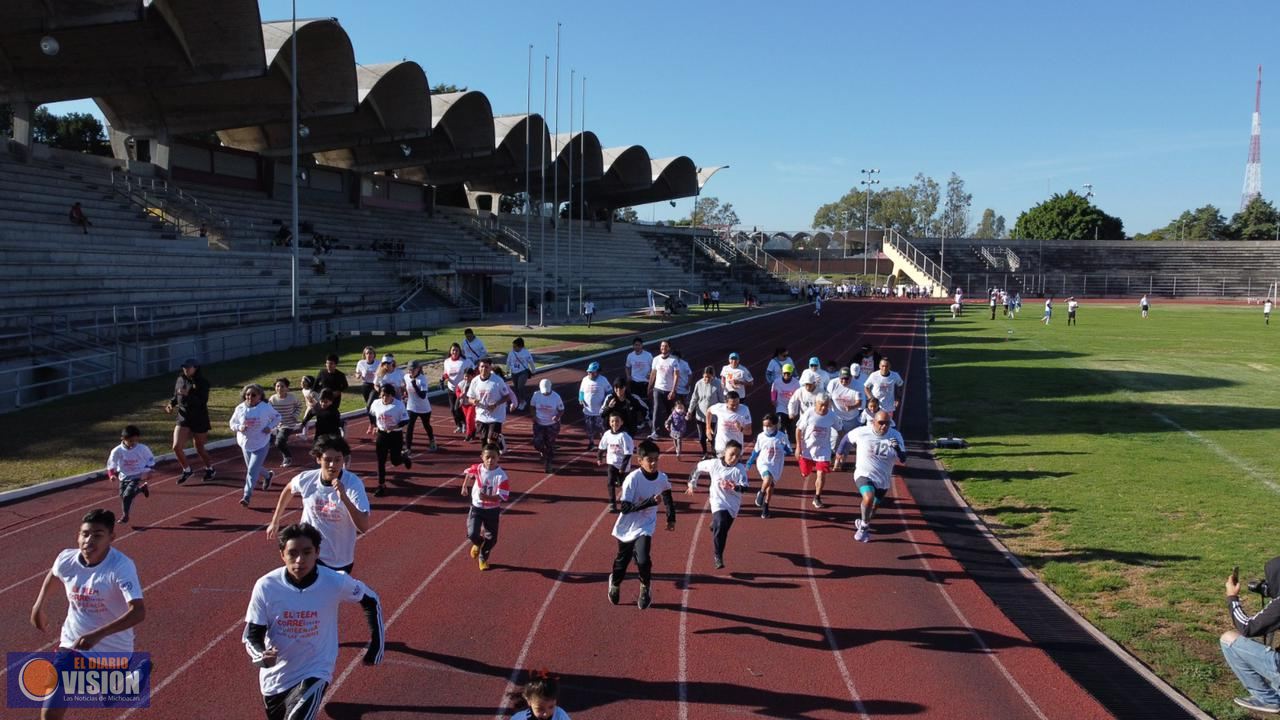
[9,101,33,161]
[108,126,133,161]
[149,130,172,173]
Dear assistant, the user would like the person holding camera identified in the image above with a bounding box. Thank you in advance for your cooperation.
[1222,557,1280,714]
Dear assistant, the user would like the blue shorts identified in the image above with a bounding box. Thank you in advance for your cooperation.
[857,482,889,502]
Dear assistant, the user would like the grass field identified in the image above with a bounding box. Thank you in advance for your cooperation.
[930,301,1280,719]
[0,304,753,491]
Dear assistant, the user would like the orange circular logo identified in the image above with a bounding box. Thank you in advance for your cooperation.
[19,657,59,702]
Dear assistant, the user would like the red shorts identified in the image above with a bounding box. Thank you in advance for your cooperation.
[798,457,830,476]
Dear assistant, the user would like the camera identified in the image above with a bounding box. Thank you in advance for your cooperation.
[1249,579,1270,597]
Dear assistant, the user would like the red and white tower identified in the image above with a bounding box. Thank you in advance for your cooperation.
[1242,65,1263,210]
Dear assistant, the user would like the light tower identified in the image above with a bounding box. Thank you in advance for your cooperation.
[1242,65,1263,210]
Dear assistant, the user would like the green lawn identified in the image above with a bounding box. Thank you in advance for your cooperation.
[930,302,1280,719]
[0,304,755,491]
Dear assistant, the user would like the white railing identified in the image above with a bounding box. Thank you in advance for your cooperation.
[1005,247,1022,272]
[980,246,1004,269]
[0,350,119,410]
[887,229,953,290]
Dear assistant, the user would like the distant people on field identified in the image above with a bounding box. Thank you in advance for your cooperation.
[1140,294,1150,319]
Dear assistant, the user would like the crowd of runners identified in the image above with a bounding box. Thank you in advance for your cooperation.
[31,316,914,719]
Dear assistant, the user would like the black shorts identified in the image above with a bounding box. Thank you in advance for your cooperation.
[264,677,328,720]
[177,409,211,434]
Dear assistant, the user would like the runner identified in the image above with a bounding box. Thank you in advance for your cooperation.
[686,439,750,569]
[301,389,345,441]
[353,347,379,434]
[243,523,384,720]
[834,410,907,543]
[461,328,489,365]
[607,439,676,610]
[105,426,154,525]
[601,376,650,438]
[268,378,304,468]
[770,362,801,447]
[511,671,571,719]
[530,379,565,473]
[583,298,596,328]
[795,394,839,509]
[315,353,349,410]
[597,412,635,512]
[673,350,693,406]
[30,509,147,720]
[402,360,437,454]
[369,384,412,498]
[664,399,691,460]
[764,347,790,385]
[507,337,537,412]
[826,368,864,436]
[719,352,754,398]
[624,337,653,399]
[648,340,681,440]
[1140,294,1150,319]
[1266,298,1273,326]
[578,361,610,451]
[266,435,371,573]
[748,413,792,519]
[467,358,517,451]
[165,358,215,484]
[689,366,724,460]
[864,358,905,420]
[230,384,282,507]
[805,356,830,388]
[706,390,753,456]
[460,444,511,571]
[441,343,474,434]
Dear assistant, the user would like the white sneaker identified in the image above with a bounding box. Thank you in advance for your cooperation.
[854,520,869,543]
[281,458,292,468]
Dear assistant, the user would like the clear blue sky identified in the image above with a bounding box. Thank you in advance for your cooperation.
[49,0,1280,235]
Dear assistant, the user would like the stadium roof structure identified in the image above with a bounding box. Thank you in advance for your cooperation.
[589,155,699,207]
[415,111,553,188]
[0,0,264,105]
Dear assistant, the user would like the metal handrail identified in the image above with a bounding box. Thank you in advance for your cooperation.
[0,350,118,410]
[888,229,953,289]
[109,172,235,248]
[1005,247,1022,272]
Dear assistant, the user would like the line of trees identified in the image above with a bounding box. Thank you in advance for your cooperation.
[812,172,996,240]
[1131,197,1280,241]
[0,103,111,155]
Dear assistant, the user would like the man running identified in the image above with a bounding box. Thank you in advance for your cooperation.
[835,410,907,543]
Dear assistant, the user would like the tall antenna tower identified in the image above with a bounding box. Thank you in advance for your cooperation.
[1242,65,1263,210]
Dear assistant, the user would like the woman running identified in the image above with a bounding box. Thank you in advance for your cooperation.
[166,358,215,484]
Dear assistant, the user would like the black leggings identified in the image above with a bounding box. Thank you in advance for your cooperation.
[272,428,298,461]
[711,510,735,558]
[611,534,653,587]
[405,411,434,450]
[264,677,328,720]
[375,430,406,486]
[447,391,465,429]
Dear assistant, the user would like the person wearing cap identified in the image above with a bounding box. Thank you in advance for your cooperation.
[165,358,216,484]
[402,360,437,455]
[805,356,831,389]
[689,366,724,460]
[770,362,801,445]
[579,361,610,451]
[719,353,754,398]
[864,358,905,419]
[795,393,838,509]
[624,338,653,401]
[827,368,863,436]
[506,337,537,412]
[466,358,518,451]
[461,328,489,365]
[788,368,821,427]
[765,347,790,385]
[647,340,681,440]
[530,379,565,472]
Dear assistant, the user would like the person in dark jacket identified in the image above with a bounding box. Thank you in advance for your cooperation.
[601,377,650,437]
[1221,556,1280,714]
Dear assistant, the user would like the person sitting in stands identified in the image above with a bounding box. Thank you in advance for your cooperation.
[273,224,292,247]
[69,202,92,234]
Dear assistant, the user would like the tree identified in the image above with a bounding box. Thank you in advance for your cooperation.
[1011,191,1124,240]
[905,173,941,236]
[1136,205,1230,241]
[937,172,972,237]
[974,208,998,239]
[812,188,877,230]
[431,83,468,94]
[994,215,1006,239]
[614,207,639,223]
[1228,196,1280,240]
[688,196,740,228]
[30,107,110,155]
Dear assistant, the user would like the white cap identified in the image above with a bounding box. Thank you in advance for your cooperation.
[539,378,553,394]
[800,369,819,385]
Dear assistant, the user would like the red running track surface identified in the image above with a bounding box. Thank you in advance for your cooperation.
[0,301,1115,719]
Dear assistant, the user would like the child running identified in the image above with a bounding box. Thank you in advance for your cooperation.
[231,384,282,507]
[748,413,792,519]
[608,439,676,610]
[530,379,565,472]
[458,366,479,441]
[402,360,438,454]
[370,385,412,497]
[30,510,148,719]
[834,410,907,543]
[664,399,690,459]
[268,378,304,467]
[106,425,154,524]
[686,439,750,569]
[706,390,753,457]
[266,435,371,573]
[598,412,636,512]
[461,444,511,571]
[511,671,571,719]
[301,389,345,441]
[243,523,384,720]
[578,361,610,452]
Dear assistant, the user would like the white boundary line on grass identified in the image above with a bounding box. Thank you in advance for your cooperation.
[922,308,1213,720]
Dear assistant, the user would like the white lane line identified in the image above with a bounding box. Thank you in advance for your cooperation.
[677,498,710,720]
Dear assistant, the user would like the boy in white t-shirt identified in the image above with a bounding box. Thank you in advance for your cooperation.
[597,412,636,512]
[30,509,148,714]
[706,391,753,454]
[608,440,676,610]
[686,439,750,569]
[106,425,154,524]
[243,523,384,720]
[747,413,792,519]
[530,379,565,473]
[461,444,511,571]
[266,435,371,574]
[625,337,654,399]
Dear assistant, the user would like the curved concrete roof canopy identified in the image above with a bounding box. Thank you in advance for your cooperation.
[585,145,652,201]
[590,155,698,208]
[0,0,264,104]
[217,60,431,157]
[97,18,356,138]
[460,113,554,192]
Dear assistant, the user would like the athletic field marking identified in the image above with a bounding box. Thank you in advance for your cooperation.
[677,498,711,720]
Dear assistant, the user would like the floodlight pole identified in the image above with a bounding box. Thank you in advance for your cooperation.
[539,55,548,327]
[524,44,532,328]
[860,168,879,279]
[552,22,561,320]
[579,75,586,316]
[569,67,575,319]
[289,0,299,341]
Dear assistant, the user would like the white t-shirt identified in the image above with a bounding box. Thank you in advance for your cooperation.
[462,337,489,364]
[583,301,595,315]
[864,371,904,413]
[507,348,536,375]
[827,381,862,422]
[838,425,906,489]
[690,458,750,517]
[245,567,378,696]
[796,408,839,461]
[579,374,610,416]
[612,469,672,542]
[1068,300,1079,312]
[289,470,370,568]
[676,359,693,395]
[513,708,571,720]
[402,374,433,414]
[530,390,564,426]
[467,374,514,424]
[107,443,155,479]
[442,356,474,391]
[788,385,818,418]
[375,367,405,393]
[370,397,409,431]
[751,430,790,479]
[765,357,787,385]
[626,350,654,383]
[355,359,378,384]
[707,403,752,453]
[650,354,680,392]
[771,376,800,414]
[465,463,510,509]
[719,364,754,396]
[230,402,283,452]
[52,547,143,654]
[598,429,635,469]
[1266,301,1273,314]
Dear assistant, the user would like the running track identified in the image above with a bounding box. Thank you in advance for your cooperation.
[1,301,1125,719]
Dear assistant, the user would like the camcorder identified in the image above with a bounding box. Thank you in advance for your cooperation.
[1249,579,1271,599]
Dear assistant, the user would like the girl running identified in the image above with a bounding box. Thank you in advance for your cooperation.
[402,360,437,454]
[441,342,474,434]
[511,671,571,719]
[230,384,282,507]
[166,358,215,484]
[369,385,412,497]
[353,346,379,434]
[269,378,304,467]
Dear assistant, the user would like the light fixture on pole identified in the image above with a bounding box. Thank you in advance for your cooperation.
[860,168,880,279]
[1083,183,1096,240]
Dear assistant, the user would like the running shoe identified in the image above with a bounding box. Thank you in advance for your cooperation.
[498,435,507,453]
[608,503,619,513]
[470,544,480,559]
[178,468,193,485]
[374,485,385,498]
[430,441,438,452]
[119,514,129,524]
[754,491,764,508]
[545,458,554,473]
[455,425,464,434]
[260,471,273,491]
[478,557,490,571]
[812,496,825,509]
[202,467,216,482]
[608,582,620,605]
[403,455,413,469]
[140,483,150,498]
[854,519,870,543]
[1234,697,1280,714]
[240,497,250,507]
[637,585,652,610]
[281,457,292,468]
[760,506,771,519]
[713,555,724,570]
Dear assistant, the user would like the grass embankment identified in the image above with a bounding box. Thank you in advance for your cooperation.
[929,302,1279,719]
[0,304,756,491]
